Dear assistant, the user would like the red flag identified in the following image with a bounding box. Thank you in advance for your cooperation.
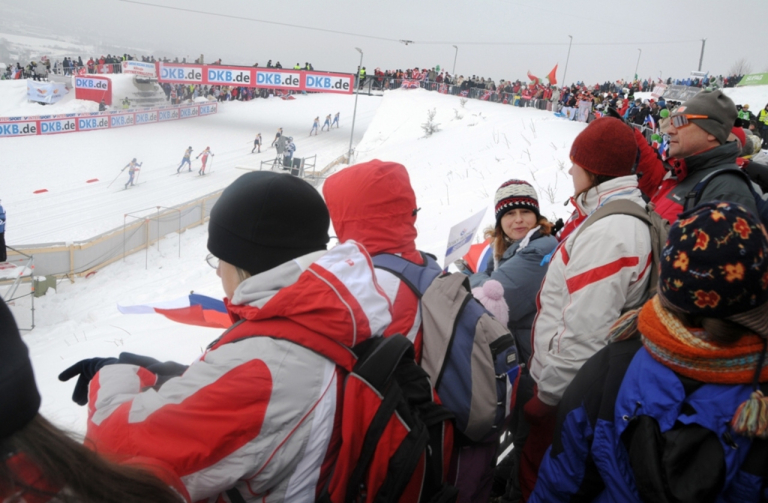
[546,64,558,85]
[527,71,539,85]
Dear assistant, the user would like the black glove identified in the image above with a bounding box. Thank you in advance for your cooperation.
[118,352,188,379]
[58,357,118,405]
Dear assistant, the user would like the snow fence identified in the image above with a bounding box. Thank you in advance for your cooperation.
[5,191,222,279]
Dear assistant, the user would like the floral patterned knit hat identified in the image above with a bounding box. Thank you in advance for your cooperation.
[660,201,768,322]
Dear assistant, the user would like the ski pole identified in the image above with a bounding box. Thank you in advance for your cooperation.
[107,167,125,188]
[134,164,142,184]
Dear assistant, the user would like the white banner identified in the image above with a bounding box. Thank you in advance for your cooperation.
[27,80,68,104]
[122,60,157,77]
[444,208,487,266]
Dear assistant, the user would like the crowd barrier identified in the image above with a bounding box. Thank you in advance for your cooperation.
[6,191,223,279]
[0,102,218,138]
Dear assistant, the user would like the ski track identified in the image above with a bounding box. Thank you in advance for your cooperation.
[3,92,381,244]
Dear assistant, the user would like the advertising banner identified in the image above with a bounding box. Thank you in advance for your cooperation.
[122,60,157,77]
[737,73,768,87]
[74,75,112,105]
[157,63,204,84]
[27,81,68,104]
[0,102,217,138]
[0,121,38,137]
[303,72,353,94]
[39,118,77,134]
[156,63,353,94]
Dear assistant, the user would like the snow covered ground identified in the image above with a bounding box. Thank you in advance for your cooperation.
[1,82,382,244]
[9,84,768,436]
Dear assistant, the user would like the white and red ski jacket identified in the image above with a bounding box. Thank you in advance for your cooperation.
[529,176,652,406]
[323,160,426,362]
[85,242,392,503]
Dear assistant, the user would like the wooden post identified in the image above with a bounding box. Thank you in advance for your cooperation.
[68,244,75,283]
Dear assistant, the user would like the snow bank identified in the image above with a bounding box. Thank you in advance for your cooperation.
[349,88,584,256]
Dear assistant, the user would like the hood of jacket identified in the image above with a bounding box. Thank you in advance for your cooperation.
[226,241,392,351]
[323,160,419,259]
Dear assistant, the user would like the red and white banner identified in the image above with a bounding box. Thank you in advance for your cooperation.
[0,102,217,138]
[156,63,354,94]
[401,79,420,89]
[74,75,112,105]
[122,60,157,77]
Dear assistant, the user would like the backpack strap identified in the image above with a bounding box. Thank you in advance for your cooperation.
[345,335,416,502]
[570,200,658,296]
[683,167,762,211]
[372,252,443,298]
[571,199,651,243]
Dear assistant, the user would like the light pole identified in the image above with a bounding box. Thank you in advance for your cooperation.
[562,35,573,88]
[348,47,363,164]
[634,48,642,80]
[452,45,458,75]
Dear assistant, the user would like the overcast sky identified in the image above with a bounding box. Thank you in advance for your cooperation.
[2,0,767,85]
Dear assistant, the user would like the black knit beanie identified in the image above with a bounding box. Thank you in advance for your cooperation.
[0,298,41,440]
[207,172,330,276]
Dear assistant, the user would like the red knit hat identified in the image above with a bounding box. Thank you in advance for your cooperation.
[569,117,638,177]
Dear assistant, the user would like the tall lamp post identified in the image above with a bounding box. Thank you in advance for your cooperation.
[562,35,573,88]
[634,48,642,80]
[452,45,458,75]
[348,47,363,164]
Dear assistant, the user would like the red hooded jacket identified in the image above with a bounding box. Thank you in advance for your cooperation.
[323,160,426,361]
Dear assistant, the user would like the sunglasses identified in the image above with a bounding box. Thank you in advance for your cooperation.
[205,253,219,269]
[671,114,709,129]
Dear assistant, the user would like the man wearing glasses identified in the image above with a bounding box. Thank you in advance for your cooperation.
[633,90,758,223]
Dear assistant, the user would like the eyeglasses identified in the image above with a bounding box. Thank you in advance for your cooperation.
[671,114,709,129]
[205,253,219,269]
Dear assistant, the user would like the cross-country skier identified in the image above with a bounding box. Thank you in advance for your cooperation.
[196,147,215,175]
[270,128,283,147]
[310,117,319,136]
[332,112,340,129]
[177,147,193,173]
[321,114,331,132]
[251,133,262,154]
[123,158,142,189]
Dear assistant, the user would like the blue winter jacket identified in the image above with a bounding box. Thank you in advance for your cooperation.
[0,204,5,233]
[470,231,557,366]
[531,339,768,503]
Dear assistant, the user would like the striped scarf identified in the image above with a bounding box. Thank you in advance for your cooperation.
[638,295,768,385]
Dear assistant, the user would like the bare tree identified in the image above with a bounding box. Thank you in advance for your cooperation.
[730,58,752,76]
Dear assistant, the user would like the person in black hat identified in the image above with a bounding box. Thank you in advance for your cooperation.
[60,172,393,503]
[0,298,185,503]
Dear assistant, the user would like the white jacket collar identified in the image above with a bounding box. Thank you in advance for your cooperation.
[573,175,641,215]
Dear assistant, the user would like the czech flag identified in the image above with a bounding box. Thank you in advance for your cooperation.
[462,239,493,274]
[644,114,656,131]
[117,293,231,329]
